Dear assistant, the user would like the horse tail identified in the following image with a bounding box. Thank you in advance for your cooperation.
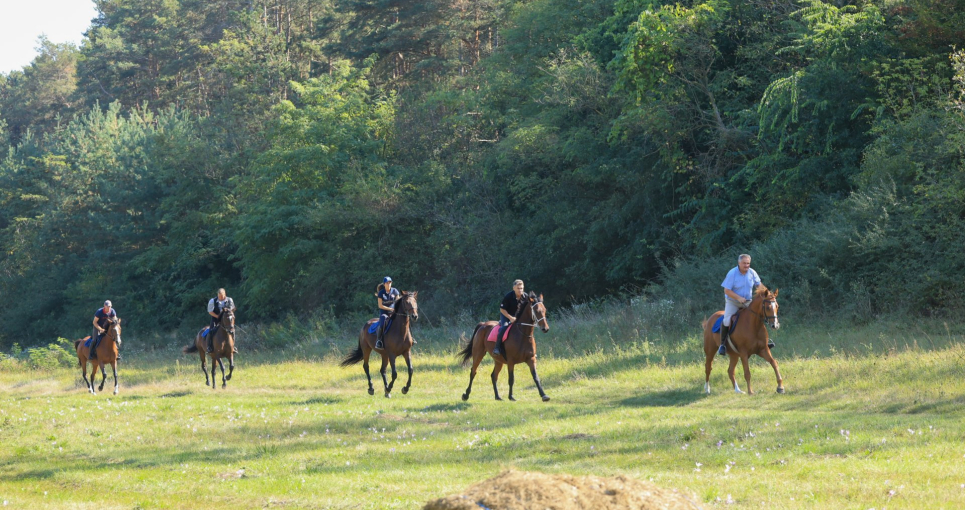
[457,324,483,367]
[182,343,199,354]
[340,337,365,367]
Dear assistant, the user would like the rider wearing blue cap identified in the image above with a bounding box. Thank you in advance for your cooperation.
[375,276,400,350]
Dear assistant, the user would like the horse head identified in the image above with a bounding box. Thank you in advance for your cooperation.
[220,307,236,334]
[108,317,123,348]
[397,291,419,321]
[525,292,549,333]
[757,286,780,330]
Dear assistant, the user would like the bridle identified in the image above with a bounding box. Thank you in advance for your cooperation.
[220,308,236,335]
[746,296,779,328]
[393,295,419,319]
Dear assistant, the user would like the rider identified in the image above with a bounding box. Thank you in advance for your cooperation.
[90,300,117,360]
[206,288,236,353]
[492,279,524,357]
[719,254,772,355]
[375,276,400,350]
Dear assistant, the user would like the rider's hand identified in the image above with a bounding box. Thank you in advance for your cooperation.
[509,317,516,323]
[97,328,105,334]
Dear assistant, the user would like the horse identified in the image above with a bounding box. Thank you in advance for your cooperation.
[74,317,122,395]
[458,291,551,402]
[340,291,419,398]
[702,285,784,395]
[182,307,236,389]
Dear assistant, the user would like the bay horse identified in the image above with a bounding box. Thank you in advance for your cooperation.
[458,291,550,402]
[74,317,122,395]
[340,291,419,398]
[182,307,236,389]
[702,285,784,395]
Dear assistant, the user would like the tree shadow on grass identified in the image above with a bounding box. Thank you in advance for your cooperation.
[620,388,704,408]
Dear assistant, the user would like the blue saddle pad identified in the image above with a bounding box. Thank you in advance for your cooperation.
[202,327,210,338]
[367,317,393,334]
[83,336,93,347]
[712,312,740,333]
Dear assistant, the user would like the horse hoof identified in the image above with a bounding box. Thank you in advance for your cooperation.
[494,396,502,401]
[461,393,469,401]
[508,396,516,402]
[222,383,227,389]
[113,388,118,395]
[777,387,785,394]
[401,387,409,395]
[541,395,551,402]
[368,388,375,396]
[226,374,232,381]
[384,392,391,398]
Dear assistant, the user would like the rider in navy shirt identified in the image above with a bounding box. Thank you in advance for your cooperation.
[492,279,524,356]
[375,277,400,349]
[90,300,117,360]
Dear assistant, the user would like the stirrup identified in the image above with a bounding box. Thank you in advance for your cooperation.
[375,340,384,349]
[717,343,727,355]
[767,340,775,349]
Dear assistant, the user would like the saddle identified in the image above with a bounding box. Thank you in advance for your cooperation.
[486,325,513,343]
[712,310,741,333]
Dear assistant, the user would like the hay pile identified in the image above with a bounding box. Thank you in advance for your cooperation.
[424,470,703,510]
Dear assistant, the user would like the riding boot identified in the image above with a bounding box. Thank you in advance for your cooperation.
[375,323,384,350]
[493,326,506,356]
[206,328,215,353]
[89,336,99,360]
[718,325,730,356]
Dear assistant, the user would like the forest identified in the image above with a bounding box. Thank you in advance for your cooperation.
[1,0,964,347]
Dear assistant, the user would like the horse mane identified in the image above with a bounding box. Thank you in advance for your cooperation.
[389,291,408,320]
[755,285,770,297]
[514,291,539,320]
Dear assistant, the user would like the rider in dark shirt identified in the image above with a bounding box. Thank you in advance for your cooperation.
[90,300,117,360]
[206,288,236,353]
[492,280,524,356]
[375,277,400,350]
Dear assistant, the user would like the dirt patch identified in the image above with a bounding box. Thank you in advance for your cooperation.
[424,470,703,510]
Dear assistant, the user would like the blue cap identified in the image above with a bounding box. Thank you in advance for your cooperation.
[383,276,393,283]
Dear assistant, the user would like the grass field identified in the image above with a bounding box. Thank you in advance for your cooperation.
[1,308,965,509]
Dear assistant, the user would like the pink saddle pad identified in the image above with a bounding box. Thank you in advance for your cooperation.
[486,326,511,343]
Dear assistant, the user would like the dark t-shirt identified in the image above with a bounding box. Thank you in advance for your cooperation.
[378,286,401,313]
[94,308,117,329]
[500,291,521,317]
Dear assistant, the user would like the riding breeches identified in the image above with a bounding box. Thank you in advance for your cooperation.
[723,299,742,327]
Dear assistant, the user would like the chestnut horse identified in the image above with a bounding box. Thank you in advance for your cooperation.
[340,291,419,397]
[74,317,122,395]
[458,291,550,402]
[182,307,236,389]
[702,285,784,395]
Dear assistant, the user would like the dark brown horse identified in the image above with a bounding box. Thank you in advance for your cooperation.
[182,307,236,389]
[458,291,550,402]
[340,291,419,397]
[702,285,784,395]
[74,317,122,395]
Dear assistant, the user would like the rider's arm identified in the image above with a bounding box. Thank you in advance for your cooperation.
[378,296,393,312]
[92,316,104,333]
[723,288,748,304]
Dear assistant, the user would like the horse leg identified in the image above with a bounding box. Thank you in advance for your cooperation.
[491,362,504,401]
[526,359,550,402]
[198,349,210,387]
[362,346,375,396]
[741,355,754,395]
[761,351,785,394]
[507,364,516,401]
[462,345,483,401]
[98,362,107,391]
[379,356,390,397]
[226,354,234,382]
[209,357,218,390]
[217,357,227,389]
[111,362,119,395]
[704,351,714,394]
[89,364,99,395]
[82,359,94,394]
[385,356,398,398]
[727,355,743,394]
[401,351,413,395]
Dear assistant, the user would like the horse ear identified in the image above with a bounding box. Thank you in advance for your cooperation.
[773,288,779,297]
[539,294,544,301]
[412,291,418,298]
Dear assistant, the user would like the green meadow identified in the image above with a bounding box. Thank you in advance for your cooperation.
[1,310,964,509]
